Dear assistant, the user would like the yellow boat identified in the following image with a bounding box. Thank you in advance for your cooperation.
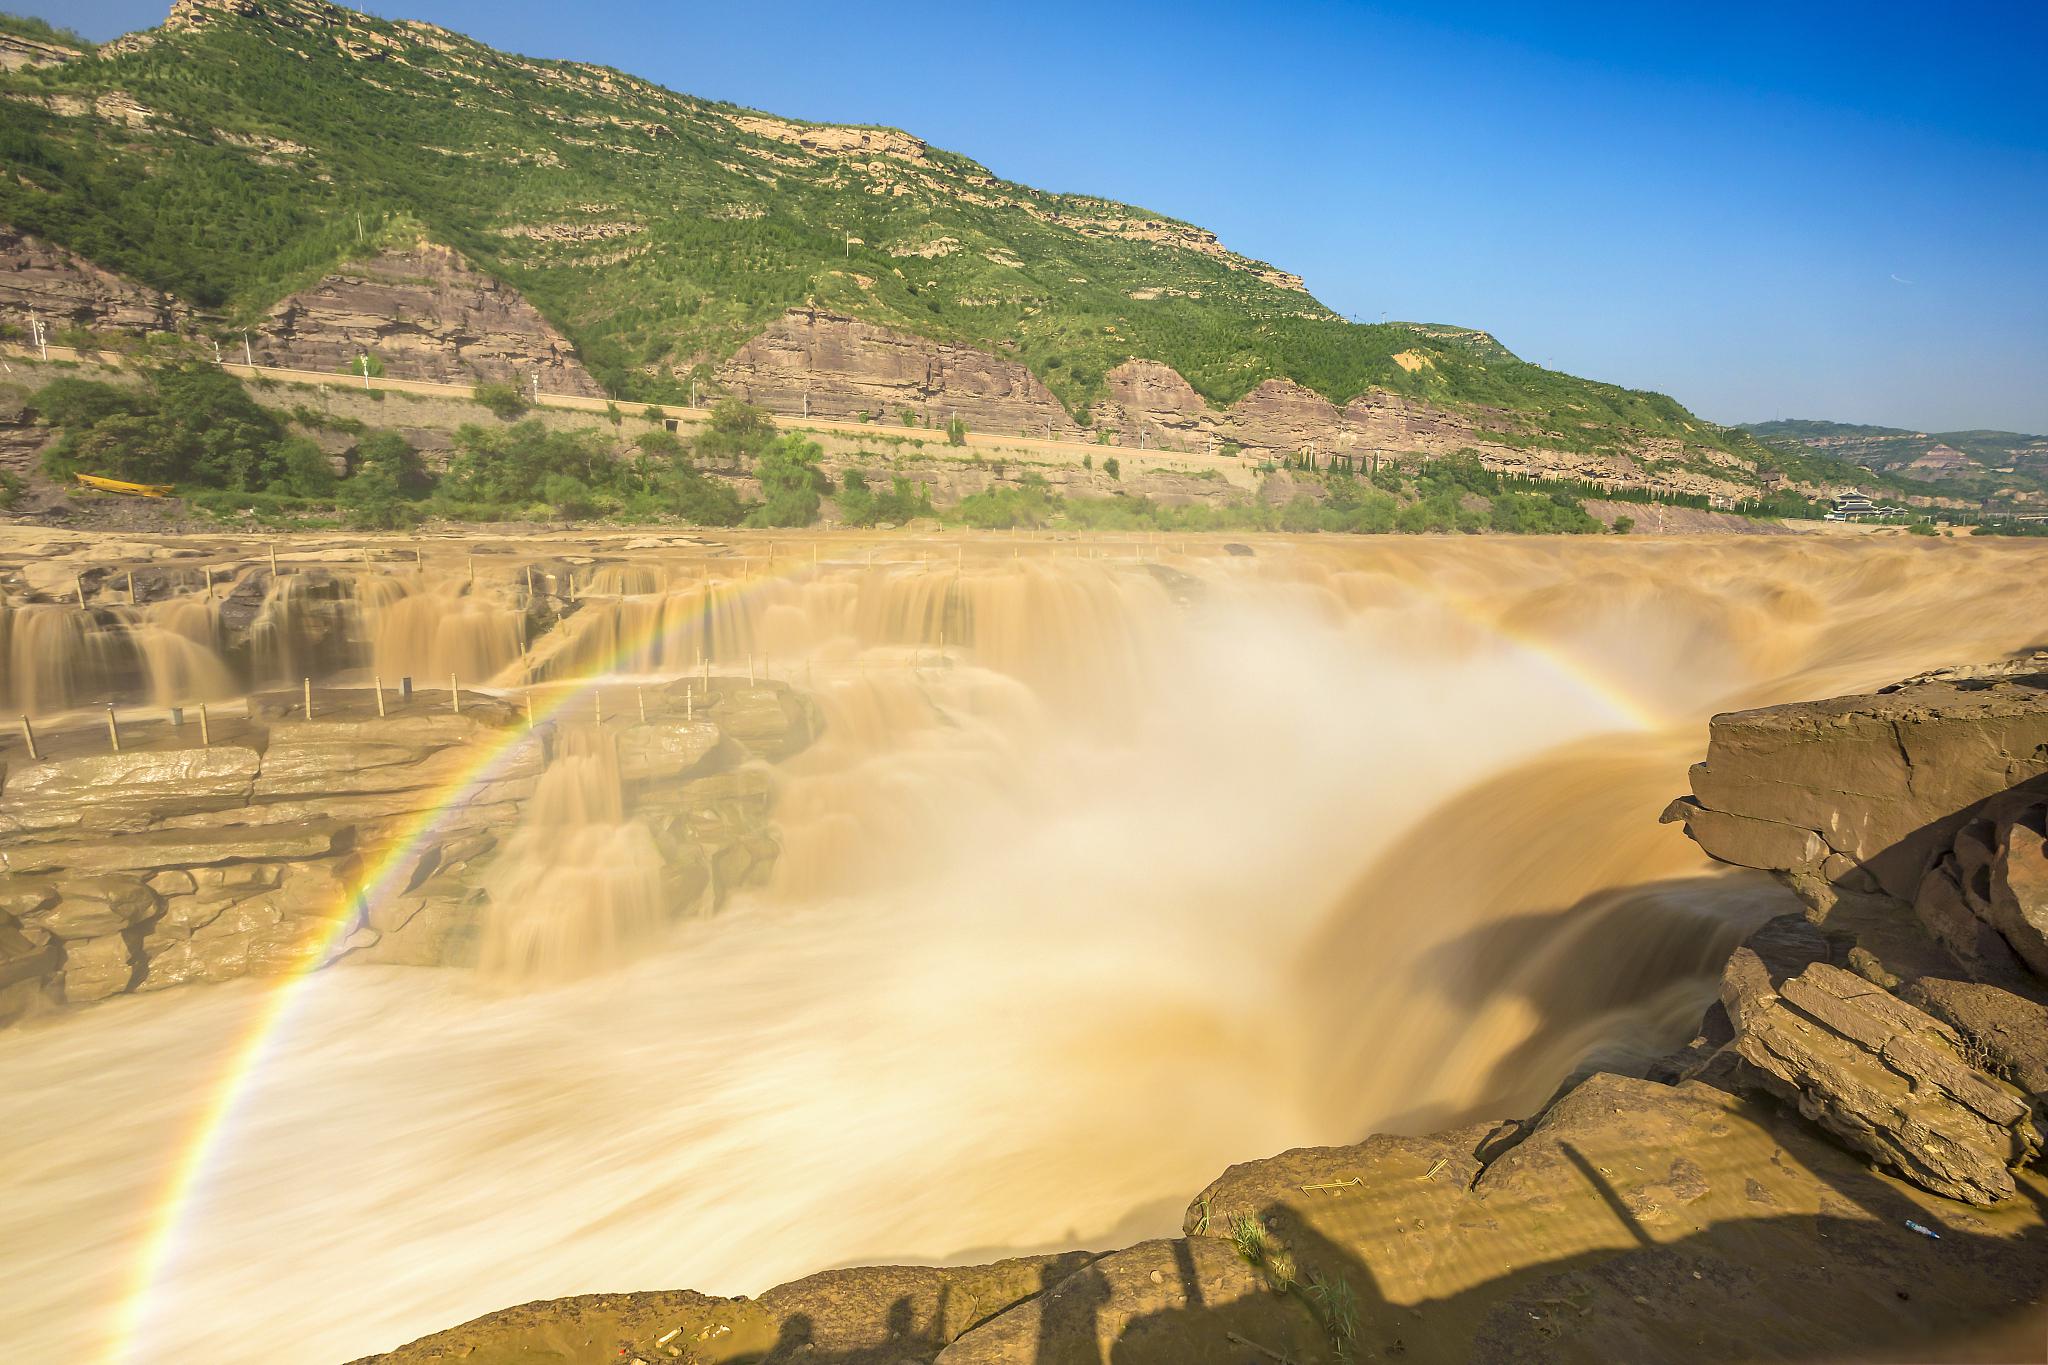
[74,473,174,498]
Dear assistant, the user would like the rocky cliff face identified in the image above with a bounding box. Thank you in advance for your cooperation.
[252,239,604,396]
[714,308,1084,438]
[715,309,1753,498]
[0,227,188,333]
[0,30,83,70]
[1664,658,2048,1208]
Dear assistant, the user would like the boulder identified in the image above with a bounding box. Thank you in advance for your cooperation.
[1721,951,2039,1204]
[60,931,139,1002]
[0,917,59,992]
[26,874,157,940]
[0,877,56,918]
[1982,798,2048,974]
[610,718,722,784]
[1900,976,2048,1115]
[144,869,198,897]
[1673,673,2048,904]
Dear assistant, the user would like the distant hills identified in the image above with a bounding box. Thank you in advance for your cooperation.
[1743,420,2048,501]
[14,0,2042,511]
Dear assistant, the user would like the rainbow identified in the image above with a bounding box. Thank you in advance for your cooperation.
[104,557,815,1362]
[104,539,1660,1360]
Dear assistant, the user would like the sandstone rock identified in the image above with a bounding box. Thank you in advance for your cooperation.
[0,744,261,834]
[193,863,284,897]
[0,878,56,918]
[26,874,157,939]
[60,932,139,1002]
[253,713,539,797]
[1721,951,2038,1203]
[1914,857,2028,980]
[1651,914,1830,1087]
[609,718,722,784]
[708,683,816,761]
[190,893,285,940]
[715,308,1084,441]
[0,917,59,993]
[0,819,348,874]
[359,886,483,967]
[252,239,603,396]
[144,869,198,897]
[1669,802,1829,876]
[0,226,187,332]
[1983,798,2048,974]
[0,31,84,69]
[138,930,249,991]
[1900,976,2048,1117]
[935,1237,1326,1365]
[1676,674,2048,905]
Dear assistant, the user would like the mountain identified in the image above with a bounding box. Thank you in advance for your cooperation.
[1744,419,2048,501]
[0,0,1797,494]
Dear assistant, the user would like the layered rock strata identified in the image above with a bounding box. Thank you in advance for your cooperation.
[251,239,605,396]
[1664,658,2048,1206]
[0,676,814,1024]
[715,310,1751,499]
[0,226,188,334]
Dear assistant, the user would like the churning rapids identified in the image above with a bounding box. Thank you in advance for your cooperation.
[4,533,2047,1363]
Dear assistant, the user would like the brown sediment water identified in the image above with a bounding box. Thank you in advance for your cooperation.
[476,725,672,982]
[0,534,2045,1363]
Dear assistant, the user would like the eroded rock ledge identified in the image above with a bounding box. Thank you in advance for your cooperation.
[370,664,2048,1364]
[0,677,815,1024]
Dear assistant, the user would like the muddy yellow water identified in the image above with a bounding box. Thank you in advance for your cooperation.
[2,533,2046,1362]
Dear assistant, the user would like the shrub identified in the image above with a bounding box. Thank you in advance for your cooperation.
[1611,514,1635,535]
[745,433,831,527]
[472,381,528,420]
[1103,456,1120,481]
[272,435,337,497]
[946,415,968,446]
[694,398,777,469]
[36,360,291,490]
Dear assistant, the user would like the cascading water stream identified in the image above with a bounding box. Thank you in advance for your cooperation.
[477,725,672,981]
[0,536,2045,1364]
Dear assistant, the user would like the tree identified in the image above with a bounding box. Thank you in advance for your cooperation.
[38,361,290,489]
[746,433,830,527]
[695,399,777,470]
[442,421,614,505]
[354,429,431,494]
[273,435,336,497]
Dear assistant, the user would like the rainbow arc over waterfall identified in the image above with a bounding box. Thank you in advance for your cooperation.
[106,545,1661,1361]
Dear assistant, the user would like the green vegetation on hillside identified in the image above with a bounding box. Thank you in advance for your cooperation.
[0,0,1772,474]
[0,12,92,53]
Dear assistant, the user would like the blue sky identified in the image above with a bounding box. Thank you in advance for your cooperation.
[52,0,2048,432]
